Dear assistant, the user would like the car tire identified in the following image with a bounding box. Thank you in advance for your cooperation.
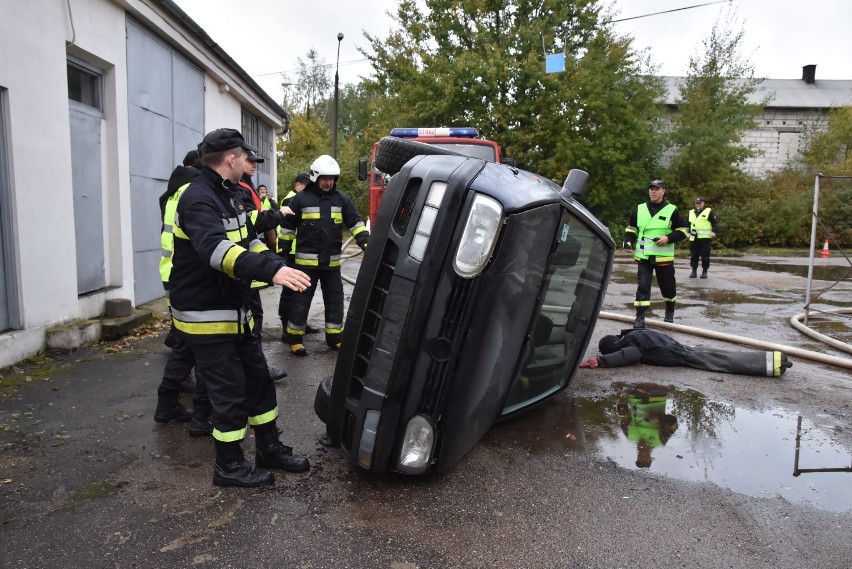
[374,136,463,176]
[314,375,334,425]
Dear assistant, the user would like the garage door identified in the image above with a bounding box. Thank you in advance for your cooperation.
[126,18,204,304]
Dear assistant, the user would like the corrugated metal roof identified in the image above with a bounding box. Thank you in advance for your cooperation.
[662,76,852,109]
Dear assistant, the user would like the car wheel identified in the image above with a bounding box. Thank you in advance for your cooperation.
[374,136,463,176]
[314,375,333,425]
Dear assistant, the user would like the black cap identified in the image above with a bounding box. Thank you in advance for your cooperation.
[695,196,705,203]
[294,172,311,184]
[182,150,199,167]
[199,128,258,155]
[648,179,666,189]
[246,150,265,163]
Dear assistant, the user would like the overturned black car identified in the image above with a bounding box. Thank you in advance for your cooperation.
[316,138,615,474]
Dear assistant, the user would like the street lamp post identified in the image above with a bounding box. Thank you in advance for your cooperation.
[333,32,343,159]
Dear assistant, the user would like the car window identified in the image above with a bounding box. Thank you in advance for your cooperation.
[502,210,610,414]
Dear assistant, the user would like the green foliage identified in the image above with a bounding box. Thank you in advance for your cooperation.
[818,178,852,246]
[664,10,765,203]
[714,170,811,248]
[802,106,852,175]
[361,0,666,226]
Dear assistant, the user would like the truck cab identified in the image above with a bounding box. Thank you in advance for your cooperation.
[359,127,513,223]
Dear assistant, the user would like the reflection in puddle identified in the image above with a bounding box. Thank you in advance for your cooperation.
[495,383,852,512]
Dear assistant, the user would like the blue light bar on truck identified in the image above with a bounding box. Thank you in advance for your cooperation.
[390,127,479,139]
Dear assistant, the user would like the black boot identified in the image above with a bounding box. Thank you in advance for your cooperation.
[633,307,646,329]
[700,269,708,279]
[254,423,310,473]
[664,302,675,323]
[689,268,697,278]
[188,401,213,437]
[154,387,193,423]
[213,440,274,487]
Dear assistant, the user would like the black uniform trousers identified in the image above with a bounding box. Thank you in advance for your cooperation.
[285,267,344,347]
[635,259,677,307]
[278,287,294,328]
[689,238,712,271]
[188,335,277,441]
[159,327,209,413]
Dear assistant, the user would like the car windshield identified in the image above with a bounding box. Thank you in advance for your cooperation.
[502,210,610,414]
[429,142,497,162]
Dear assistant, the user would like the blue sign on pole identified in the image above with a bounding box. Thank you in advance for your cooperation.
[546,53,565,74]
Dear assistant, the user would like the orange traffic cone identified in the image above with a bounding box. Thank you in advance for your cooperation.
[820,240,830,257]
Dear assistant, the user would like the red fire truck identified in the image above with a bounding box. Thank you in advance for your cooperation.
[358,127,514,222]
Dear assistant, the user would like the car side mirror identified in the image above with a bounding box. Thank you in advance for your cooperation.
[358,159,369,181]
[503,156,517,168]
[560,169,589,199]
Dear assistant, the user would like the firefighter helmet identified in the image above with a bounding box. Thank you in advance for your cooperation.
[309,155,340,182]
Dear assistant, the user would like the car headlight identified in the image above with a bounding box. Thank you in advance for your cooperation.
[453,194,503,278]
[397,415,436,474]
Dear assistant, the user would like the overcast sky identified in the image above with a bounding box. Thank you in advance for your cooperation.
[173,0,852,102]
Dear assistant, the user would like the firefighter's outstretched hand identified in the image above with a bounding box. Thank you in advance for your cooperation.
[273,266,311,292]
[579,357,599,369]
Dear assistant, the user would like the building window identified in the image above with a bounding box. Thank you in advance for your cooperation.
[67,59,103,111]
[241,109,272,175]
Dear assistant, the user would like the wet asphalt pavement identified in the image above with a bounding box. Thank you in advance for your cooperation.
[0,251,850,568]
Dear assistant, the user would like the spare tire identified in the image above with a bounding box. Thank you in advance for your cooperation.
[374,136,465,176]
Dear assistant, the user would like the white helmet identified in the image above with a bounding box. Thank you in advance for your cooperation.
[309,154,341,182]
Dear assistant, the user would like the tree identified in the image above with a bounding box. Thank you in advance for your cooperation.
[281,49,333,122]
[361,0,665,227]
[800,106,852,246]
[664,9,766,205]
[801,106,852,175]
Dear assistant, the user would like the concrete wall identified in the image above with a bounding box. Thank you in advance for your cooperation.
[741,108,825,176]
[659,107,828,177]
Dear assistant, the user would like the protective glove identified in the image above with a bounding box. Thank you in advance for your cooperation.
[579,357,599,369]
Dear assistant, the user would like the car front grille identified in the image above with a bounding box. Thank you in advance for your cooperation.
[417,276,475,416]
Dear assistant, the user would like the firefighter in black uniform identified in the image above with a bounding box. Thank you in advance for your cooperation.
[624,180,689,328]
[580,328,793,377]
[236,151,287,381]
[277,173,321,338]
[154,149,212,436]
[170,128,312,488]
[278,155,369,356]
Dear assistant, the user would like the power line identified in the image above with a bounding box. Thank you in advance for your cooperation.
[607,0,732,24]
[259,1,732,79]
[254,58,370,79]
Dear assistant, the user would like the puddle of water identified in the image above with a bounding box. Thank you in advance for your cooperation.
[496,383,852,513]
[715,258,852,282]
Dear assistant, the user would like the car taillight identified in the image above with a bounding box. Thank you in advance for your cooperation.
[409,181,447,261]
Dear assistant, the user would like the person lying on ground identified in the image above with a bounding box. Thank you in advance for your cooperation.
[579,328,792,377]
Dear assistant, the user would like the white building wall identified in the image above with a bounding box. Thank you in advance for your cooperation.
[0,0,284,369]
[0,2,93,366]
[204,77,243,133]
